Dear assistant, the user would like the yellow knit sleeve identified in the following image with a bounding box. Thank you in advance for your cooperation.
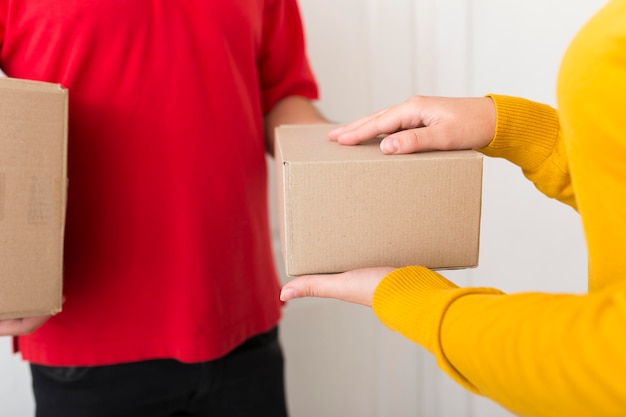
[479,94,576,209]
[442,280,626,416]
[372,266,503,393]
[373,267,626,417]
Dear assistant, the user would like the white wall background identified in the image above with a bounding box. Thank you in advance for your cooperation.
[0,1,607,416]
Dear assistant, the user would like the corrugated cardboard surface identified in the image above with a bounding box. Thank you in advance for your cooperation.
[275,124,483,276]
[0,77,67,319]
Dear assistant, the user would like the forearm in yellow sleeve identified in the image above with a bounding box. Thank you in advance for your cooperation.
[373,266,626,417]
[441,280,626,417]
[371,266,503,393]
[479,94,576,209]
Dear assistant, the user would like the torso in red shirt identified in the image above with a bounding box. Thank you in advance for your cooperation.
[0,0,318,365]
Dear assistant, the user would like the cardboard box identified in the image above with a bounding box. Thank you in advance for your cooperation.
[0,77,68,319]
[275,124,483,276]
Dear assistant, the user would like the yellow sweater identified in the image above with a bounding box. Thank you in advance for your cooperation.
[372,1,626,416]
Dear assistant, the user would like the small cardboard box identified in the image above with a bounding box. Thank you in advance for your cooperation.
[275,124,483,276]
[0,77,68,319]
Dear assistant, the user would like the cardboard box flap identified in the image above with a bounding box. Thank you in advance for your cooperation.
[275,124,478,163]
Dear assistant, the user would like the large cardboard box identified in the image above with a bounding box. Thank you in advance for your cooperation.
[275,124,483,276]
[0,77,68,320]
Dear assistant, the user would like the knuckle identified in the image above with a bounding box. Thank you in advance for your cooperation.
[399,130,422,152]
[405,95,423,107]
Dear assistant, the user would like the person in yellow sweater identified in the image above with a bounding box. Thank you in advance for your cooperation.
[279,1,626,416]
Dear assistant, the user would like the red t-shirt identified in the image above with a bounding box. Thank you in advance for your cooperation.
[0,0,318,366]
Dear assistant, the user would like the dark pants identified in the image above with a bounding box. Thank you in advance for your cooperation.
[30,327,288,417]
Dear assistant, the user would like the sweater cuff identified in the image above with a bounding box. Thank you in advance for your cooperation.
[372,266,503,393]
[478,94,560,172]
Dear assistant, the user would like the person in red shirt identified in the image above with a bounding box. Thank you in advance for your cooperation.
[0,1,327,416]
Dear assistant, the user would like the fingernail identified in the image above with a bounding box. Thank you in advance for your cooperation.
[280,288,296,301]
[381,138,398,154]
